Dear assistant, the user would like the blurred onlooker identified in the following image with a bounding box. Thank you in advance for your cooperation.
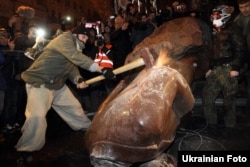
[188,0,207,21]
[103,32,111,44]
[110,15,132,70]
[156,5,173,26]
[125,3,141,33]
[0,29,7,115]
[172,1,189,18]
[1,6,35,134]
[15,25,37,73]
[0,51,5,115]
[148,10,158,28]
[110,15,132,86]
[106,16,115,33]
[13,24,37,127]
[126,3,140,22]
[7,6,35,38]
[234,0,250,106]
[130,13,155,49]
[80,16,87,26]
[0,27,16,133]
[0,28,10,142]
[103,24,112,35]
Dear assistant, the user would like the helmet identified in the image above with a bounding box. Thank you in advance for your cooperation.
[210,5,231,28]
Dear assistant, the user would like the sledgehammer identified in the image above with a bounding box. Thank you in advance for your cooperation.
[85,47,154,85]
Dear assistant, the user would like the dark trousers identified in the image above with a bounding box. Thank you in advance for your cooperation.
[202,66,238,127]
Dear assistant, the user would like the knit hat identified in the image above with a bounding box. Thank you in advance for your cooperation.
[72,25,90,37]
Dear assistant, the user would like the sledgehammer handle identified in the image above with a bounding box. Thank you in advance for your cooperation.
[85,58,145,85]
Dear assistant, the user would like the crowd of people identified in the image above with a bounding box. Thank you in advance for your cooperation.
[0,0,250,166]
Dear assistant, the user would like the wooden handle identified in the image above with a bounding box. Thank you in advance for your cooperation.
[85,58,145,85]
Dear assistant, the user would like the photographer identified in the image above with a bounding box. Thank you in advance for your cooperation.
[94,34,113,69]
[86,34,115,113]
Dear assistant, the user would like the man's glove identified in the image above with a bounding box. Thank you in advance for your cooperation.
[76,78,88,89]
[101,68,115,80]
[77,78,84,83]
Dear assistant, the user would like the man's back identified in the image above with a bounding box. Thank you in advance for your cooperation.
[21,32,94,90]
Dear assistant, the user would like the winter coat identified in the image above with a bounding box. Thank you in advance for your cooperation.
[0,52,6,90]
[234,13,250,70]
[210,21,245,72]
[21,32,95,90]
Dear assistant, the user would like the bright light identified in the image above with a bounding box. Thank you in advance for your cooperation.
[36,28,46,38]
[66,16,71,21]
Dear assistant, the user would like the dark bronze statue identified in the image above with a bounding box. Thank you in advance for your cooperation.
[84,17,212,167]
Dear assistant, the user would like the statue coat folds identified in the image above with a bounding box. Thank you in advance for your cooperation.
[84,16,212,165]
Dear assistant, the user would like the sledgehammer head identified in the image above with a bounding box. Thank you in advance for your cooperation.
[140,48,155,68]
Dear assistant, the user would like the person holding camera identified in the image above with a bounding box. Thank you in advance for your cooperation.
[83,34,115,114]
[94,35,113,69]
[15,24,115,167]
[95,34,115,92]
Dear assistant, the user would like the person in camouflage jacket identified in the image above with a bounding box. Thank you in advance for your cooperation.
[202,4,245,128]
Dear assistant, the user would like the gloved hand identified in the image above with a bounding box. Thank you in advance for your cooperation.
[101,68,115,80]
[76,78,88,89]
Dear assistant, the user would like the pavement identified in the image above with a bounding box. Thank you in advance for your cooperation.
[0,101,250,167]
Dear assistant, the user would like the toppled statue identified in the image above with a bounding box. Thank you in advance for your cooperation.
[84,16,212,167]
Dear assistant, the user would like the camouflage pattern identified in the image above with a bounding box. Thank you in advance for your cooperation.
[202,65,238,127]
